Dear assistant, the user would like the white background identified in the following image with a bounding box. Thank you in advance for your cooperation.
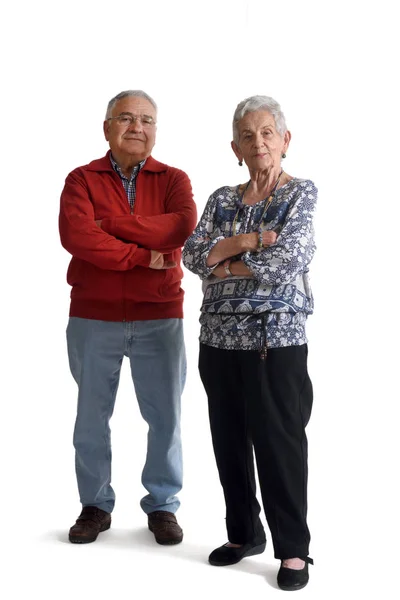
[1,0,399,598]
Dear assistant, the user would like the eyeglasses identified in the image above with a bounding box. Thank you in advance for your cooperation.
[107,113,156,127]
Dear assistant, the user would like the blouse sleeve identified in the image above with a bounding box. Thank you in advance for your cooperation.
[242,181,317,285]
[182,191,225,280]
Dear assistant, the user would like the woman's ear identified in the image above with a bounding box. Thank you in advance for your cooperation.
[231,140,243,164]
[283,130,292,154]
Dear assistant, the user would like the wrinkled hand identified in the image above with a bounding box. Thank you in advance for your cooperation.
[212,265,228,278]
[240,230,278,252]
[261,230,278,247]
[149,250,177,270]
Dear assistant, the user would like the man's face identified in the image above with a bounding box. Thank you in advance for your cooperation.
[103,96,157,162]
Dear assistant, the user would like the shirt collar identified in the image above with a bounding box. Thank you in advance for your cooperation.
[109,153,146,180]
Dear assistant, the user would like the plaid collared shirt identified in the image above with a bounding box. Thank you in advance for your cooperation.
[110,154,146,212]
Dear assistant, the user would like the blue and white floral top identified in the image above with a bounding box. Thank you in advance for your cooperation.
[182,178,317,351]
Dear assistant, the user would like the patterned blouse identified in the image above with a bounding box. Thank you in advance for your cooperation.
[182,178,317,352]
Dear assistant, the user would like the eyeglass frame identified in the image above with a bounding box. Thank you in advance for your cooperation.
[106,112,157,127]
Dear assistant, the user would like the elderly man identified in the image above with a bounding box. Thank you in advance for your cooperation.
[59,90,197,545]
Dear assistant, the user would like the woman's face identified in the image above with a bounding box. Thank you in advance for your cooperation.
[232,110,291,172]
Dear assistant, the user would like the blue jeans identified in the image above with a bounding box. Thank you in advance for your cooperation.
[66,317,186,514]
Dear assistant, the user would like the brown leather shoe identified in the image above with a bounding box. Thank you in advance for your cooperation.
[69,506,111,544]
[148,511,183,545]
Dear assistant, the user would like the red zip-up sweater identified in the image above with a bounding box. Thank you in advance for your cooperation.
[59,152,197,321]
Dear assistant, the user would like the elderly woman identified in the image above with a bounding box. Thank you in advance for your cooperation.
[183,96,317,591]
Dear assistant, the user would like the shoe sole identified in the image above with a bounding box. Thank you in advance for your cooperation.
[209,542,266,566]
[69,520,111,544]
[277,580,309,592]
[148,524,183,545]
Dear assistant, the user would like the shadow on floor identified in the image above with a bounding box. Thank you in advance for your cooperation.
[45,528,279,588]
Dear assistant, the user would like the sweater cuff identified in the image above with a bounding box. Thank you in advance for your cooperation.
[135,248,152,267]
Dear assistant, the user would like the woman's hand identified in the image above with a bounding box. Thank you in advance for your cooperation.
[239,232,259,251]
[206,230,278,267]
[212,264,228,278]
[261,230,278,247]
[239,230,277,251]
[212,261,254,279]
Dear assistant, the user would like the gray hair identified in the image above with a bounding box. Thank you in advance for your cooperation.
[232,95,287,144]
[105,90,158,119]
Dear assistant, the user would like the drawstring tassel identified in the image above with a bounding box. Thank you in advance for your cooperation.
[260,315,268,360]
[260,344,268,360]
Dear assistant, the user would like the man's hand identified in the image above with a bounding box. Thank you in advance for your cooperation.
[149,250,177,270]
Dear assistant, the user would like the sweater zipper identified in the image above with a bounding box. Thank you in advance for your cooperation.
[124,180,134,318]
[124,168,139,317]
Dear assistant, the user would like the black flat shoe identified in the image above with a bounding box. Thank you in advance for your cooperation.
[209,540,266,566]
[277,557,313,591]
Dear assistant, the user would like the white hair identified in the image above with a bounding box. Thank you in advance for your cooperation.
[232,95,287,143]
[105,90,158,119]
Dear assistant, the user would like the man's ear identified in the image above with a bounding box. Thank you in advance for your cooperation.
[103,120,110,141]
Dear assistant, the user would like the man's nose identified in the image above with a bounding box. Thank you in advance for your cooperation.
[128,118,143,132]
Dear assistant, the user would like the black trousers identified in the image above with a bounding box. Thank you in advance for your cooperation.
[199,343,313,560]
